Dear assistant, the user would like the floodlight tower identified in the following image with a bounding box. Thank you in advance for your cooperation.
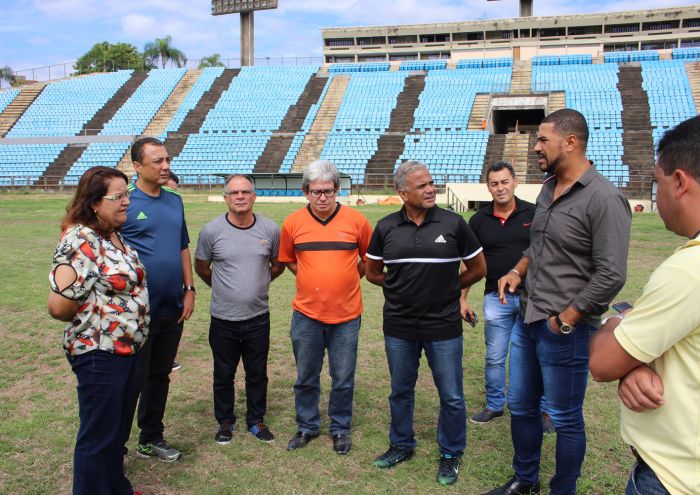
[211,0,279,66]
[488,0,532,16]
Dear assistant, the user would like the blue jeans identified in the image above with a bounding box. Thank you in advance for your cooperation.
[507,316,593,495]
[625,462,671,495]
[483,292,519,411]
[384,334,466,457]
[483,293,549,414]
[68,350,139,495]
[290,310,360,435]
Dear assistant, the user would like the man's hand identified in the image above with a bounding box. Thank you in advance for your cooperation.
[178,290,195,323]
[618,365,665,413]
[498,271,521,304]
[460,299,476,324]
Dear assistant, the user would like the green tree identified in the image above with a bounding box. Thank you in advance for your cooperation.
[73,41,145,74]
[0,66,16,88]
[198,53,225,69]
[143,36,187,69]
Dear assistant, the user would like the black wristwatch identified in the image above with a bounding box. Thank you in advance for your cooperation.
[183,285,196,293]
[555,315,574,334]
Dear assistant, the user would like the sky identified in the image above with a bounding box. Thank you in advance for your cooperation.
[1,0,698,79]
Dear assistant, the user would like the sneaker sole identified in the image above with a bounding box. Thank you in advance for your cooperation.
[216,438,232,446]
[135,451,180,462]
[373,453,413,468]
[469,415,503,424]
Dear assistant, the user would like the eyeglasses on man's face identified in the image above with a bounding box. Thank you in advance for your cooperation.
[308,188,337,198]
[102,191,131,201]
[224,189,254,196]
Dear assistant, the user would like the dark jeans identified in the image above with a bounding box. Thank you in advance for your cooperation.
[290,310,360,435]
[68,350,139,495]
[133,314,183,444]
[209,313,270,427]
[384,334,466,457]
[508,316,593,495]
[625,460,671,495]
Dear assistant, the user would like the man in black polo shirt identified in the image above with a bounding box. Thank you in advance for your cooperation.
[366,160,486,486]
[462,162,553,432]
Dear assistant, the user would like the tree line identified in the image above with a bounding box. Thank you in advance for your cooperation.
[0,36,225,86]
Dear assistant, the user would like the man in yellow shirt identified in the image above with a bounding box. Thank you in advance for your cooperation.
[589,115,700,495]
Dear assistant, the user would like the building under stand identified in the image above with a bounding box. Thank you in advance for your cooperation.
[321,5,700,63]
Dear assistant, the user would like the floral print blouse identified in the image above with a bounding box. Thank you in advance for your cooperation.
[50,224,150,356]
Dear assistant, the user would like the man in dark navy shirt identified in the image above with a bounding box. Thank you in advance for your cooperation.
[462,162,552,431]
[121,137,195,463]
[366,161,486,486]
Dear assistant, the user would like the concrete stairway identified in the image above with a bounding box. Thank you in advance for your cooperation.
[510,60,532,95]
[292,75,350,171]
[364,74,426,184]
[480,133,506,180]
[81,71,149,136]
[548,91,566,113]
[0,83,47,137]
[114,69,240,176]
[41,71,149,185]
[525,132,543,181]
[468,94,491,130]
[502,132,531,177]
[617,65,655,198]
[685,61,700,113]
[140,69,202,138]
[254,75,328,173]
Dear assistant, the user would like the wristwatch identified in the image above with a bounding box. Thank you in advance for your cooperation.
[555,315,574,334]
[183,285,196,293]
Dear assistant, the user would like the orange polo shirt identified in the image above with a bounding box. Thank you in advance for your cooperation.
[279,204,373,324]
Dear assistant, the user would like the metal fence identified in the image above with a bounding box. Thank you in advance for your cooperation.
[6,57,324,85]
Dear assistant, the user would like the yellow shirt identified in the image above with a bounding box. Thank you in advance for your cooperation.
[615,236,700,495]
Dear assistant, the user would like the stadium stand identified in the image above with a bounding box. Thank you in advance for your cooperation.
[0,89,19,114]
[640,60,698,152]
[320,72,406,183]
[532,63,628,186]
[170,65,318,183]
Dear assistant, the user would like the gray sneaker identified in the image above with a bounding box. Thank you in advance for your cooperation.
[137,440,181,462]
[470,408,504,424]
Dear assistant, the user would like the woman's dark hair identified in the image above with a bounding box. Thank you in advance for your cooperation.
[61,166,129,235]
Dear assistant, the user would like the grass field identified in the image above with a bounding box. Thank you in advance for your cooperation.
[0,193,684,495]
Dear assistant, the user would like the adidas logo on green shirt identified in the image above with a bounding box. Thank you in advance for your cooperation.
[136,212,148,220]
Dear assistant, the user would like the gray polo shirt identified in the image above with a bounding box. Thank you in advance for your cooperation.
[195,213,280,321]
[521,166,631,325]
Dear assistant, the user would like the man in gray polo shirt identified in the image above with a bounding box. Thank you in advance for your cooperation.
[195,174,285,445]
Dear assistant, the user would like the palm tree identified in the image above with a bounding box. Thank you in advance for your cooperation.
[0,66,16,88]
[143,36,187,69]
[198,53,225,69]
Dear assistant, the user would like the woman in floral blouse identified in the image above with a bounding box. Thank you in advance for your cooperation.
[48,166,149,495]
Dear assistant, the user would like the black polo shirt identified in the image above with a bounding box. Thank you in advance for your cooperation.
[468,196,536,295]
[367,205,482,341]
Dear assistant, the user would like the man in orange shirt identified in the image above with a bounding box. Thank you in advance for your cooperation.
[279,160,373,455]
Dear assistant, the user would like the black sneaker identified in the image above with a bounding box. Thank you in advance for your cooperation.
[136,440,181,462]
[481,476,541,495]
[437,454,461,485]
[172,361,182,371]
[287,431,319,451]
[249,422,275,443]
[470,408,504,424]
[332,433,351,455]
[373,445,414,468]
[215,419,237,445]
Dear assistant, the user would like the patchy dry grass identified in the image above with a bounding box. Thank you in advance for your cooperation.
[0,193,682,494]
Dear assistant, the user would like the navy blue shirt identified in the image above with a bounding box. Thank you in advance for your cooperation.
[121,184,189,317]
[367,206,482,341]
[468,197,535,295]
